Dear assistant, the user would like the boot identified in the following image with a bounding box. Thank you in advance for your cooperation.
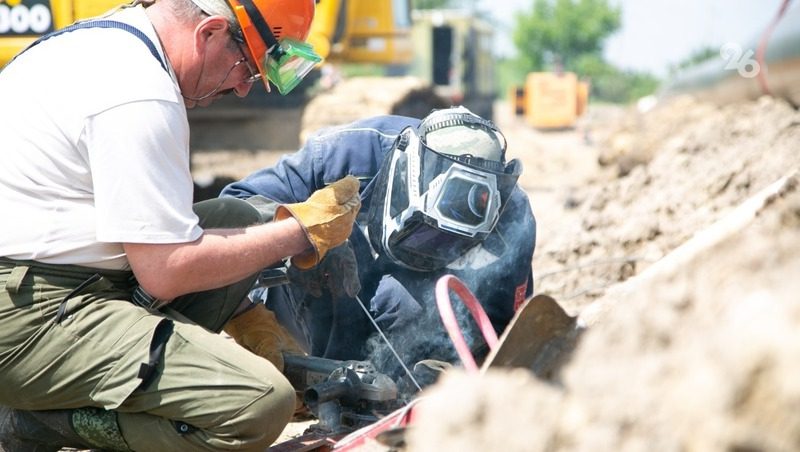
[0,405,129,452]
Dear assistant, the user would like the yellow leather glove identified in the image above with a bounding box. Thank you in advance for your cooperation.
[275,176,361,269]
[223,304,306,372]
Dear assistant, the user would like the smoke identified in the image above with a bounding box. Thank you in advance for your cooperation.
[365,186,536,383]
[363,276,490,383]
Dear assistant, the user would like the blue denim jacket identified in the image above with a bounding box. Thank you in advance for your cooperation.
[221,115,536,376]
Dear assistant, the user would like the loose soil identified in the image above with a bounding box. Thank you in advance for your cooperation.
[407,95,800,451]
[189,93,800,450]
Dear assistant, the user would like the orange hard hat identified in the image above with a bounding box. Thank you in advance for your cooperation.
[226,0,317,92]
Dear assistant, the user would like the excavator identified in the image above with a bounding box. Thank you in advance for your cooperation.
[299,8,498,144]
[306,0,412,67]
[2,0,486,150]
[0,0,411,68]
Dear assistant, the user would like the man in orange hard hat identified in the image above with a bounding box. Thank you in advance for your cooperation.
[0,0,353,450]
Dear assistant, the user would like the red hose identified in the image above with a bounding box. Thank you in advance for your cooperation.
[435,275,499,373]
[755,0,792,95]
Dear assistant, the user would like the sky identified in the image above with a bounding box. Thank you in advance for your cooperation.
[474,0,790,77]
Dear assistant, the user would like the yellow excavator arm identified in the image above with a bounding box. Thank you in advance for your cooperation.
[2,0,411,68]
[306,0,412,66]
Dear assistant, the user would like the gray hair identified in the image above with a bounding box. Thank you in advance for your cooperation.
[154,0,238,30]
[189,0,237,27]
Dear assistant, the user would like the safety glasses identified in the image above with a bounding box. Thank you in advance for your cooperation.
[230,34,262,85]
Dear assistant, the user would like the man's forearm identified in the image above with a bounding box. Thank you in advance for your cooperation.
[124,218,311,300]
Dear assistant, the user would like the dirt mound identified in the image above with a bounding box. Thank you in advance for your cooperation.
[534,95,800,315]
[409,176,800,452]
[405,94,800,451]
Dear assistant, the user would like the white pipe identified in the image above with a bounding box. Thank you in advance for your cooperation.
[661,3,800,106]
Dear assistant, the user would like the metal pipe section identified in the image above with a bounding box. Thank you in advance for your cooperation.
[660,3,800,107]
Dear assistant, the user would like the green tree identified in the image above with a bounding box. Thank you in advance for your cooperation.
[669,46,717,75]
[412,0,482,10]
[413,0,453,10]
[507,0,659,103]
[513,0,621,72]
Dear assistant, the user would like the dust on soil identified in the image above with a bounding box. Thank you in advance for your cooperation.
[189,93,800,450]
[406,95,800,451]
[496,95,799,317]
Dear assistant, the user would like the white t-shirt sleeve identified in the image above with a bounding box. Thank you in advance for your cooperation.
[84,99,202,244]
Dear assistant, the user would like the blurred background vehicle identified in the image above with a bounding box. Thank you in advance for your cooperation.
[509,71,590,129]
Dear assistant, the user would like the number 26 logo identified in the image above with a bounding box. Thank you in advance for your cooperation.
[720,42,760,79]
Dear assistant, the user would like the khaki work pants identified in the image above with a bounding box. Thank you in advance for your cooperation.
[0,198,295,451]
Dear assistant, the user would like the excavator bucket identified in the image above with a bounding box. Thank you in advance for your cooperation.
[481,294,580,379]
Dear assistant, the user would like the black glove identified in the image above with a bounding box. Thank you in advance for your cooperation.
[287,241,361,299]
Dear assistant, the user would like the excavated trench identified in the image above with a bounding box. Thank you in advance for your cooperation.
[405,94,800,451]
[186,76,800,449]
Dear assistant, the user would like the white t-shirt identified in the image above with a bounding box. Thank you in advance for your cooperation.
[0,5,202,270]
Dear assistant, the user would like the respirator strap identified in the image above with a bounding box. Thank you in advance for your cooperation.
[420,112,505,150]
[448,154,507,173]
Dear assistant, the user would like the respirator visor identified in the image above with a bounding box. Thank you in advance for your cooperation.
[377,127,522,271]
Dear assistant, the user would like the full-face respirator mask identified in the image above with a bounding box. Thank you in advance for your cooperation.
[367,107,522,272]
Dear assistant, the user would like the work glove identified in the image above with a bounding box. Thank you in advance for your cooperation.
[287,241,361,299]
[223,304,306,372]
[275,176,361,269]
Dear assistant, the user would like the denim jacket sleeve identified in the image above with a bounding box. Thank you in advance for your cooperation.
[219,115,417,207]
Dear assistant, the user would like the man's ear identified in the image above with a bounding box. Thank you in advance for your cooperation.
[194,15,231,54]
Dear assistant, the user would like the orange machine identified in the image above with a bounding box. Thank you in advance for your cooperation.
[513,71,590,129]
